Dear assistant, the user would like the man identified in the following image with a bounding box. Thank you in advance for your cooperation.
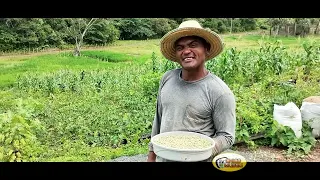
[147,20,236,162]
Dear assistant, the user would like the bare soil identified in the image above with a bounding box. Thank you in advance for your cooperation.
[233,139,320,162]
[108,140,320,162]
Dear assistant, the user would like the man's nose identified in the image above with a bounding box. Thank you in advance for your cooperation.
[182,47,192,54]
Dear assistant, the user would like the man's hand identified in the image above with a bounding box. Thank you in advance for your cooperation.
[147,151,156,162]
[212,143,218,157]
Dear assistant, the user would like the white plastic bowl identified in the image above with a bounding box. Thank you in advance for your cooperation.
[151,131,215,162]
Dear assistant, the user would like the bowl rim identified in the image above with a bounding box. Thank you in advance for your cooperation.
[151,131,215,152]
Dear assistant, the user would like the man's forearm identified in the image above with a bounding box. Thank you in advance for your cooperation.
[147,151,156,162]
[212,93,236,156]
[212,133,234,156]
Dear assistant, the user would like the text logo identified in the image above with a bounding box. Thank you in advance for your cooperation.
[212,152,247,172]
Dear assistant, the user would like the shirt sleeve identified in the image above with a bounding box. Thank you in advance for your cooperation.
[211,92,236,156]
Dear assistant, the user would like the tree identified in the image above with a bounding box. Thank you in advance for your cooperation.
[239,18,257,31]
[65,18,98,56]
[44,18,73,46]
[2,18,58,50]
[113,18,156,40]
[149,18,173,38]
[315,20,320,35]
[282,18,295,37]
[295,18,311,37]
[267,18,281,36]
[85,19,120,45]
[230,18,233,34]
[311,18,320,34]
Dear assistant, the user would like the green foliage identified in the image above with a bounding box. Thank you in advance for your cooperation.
[149,18,176,38]
[139,72,163,102]
[201,18,228,33]
[113,18,156,40]
[13,65,155,149]
[0,29,18,52]
[85,19,120,45]
[200,18,258,33]
[0,18,117,52]
[0,18,318,53]
[0,36,319,161]
[240,18,258,31]
[0,100,45,162]
[301,41,320,75]
[207,40,320,87]
[265,120,316,155]
[40,139,148,162]
[81,50,134,63]
[139,52,180,103]
[206,47,243,84]
[205,39,319,152]
[256,18,270,30]
[148,52,180,73]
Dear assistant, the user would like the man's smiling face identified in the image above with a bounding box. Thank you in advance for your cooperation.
[174,36,210,71]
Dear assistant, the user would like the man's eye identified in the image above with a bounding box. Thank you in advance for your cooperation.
[190,43,197,48]
[176,46,182,51]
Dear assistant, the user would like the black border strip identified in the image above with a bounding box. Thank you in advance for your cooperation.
[1,1,318,18]
[1,162,320,177]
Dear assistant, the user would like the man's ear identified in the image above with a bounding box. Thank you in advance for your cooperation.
[205,43,211,55]
[206,49,210,56]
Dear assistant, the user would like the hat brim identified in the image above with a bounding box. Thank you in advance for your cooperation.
[160,27,223,62]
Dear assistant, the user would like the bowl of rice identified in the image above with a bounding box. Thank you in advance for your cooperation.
[151,131,215,162]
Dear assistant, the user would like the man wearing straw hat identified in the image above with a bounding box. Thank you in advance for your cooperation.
[147,19,236,162]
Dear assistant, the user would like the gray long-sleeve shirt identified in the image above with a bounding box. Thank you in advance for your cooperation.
[148,68,236,162]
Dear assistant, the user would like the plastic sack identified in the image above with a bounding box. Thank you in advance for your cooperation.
[303,96,320,103]
[300,101,320,138]
[273,102,302,138]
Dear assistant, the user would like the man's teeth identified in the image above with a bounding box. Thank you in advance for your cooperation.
[184,57,193,60]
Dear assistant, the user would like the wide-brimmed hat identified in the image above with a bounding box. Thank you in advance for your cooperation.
[160,20,223,62]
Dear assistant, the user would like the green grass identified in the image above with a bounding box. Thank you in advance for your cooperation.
[1,33,318,63]
[40,140,148,162]
[223,33,319,50]
[81,50,150,64]
[1,33,319,100]
[0,52,151,88]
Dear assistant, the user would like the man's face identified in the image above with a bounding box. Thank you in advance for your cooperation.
[174,36,209,71]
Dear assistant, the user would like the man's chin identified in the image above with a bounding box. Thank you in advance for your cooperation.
[181,65,196,71]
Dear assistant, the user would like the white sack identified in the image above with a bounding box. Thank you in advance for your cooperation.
[300,101,320,138]
[273,102,302,138]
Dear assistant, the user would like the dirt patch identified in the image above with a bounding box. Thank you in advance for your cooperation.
[109,140,320,162]
[233,139,320,162]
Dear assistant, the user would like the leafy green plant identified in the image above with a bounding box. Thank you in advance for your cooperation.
[265,120,316,155]
[0,105,44,162]
[139,72,162,102]
[301,41,320,75]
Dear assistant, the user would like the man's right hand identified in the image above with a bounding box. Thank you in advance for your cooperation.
[147,151,156,162]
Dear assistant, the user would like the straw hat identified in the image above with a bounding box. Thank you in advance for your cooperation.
[160,20,223,62]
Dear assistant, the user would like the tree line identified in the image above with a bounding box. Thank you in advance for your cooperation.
[0,18,319,53]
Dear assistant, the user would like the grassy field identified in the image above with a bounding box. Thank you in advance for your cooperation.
[0,33,319,162]
[1,33,319,88]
